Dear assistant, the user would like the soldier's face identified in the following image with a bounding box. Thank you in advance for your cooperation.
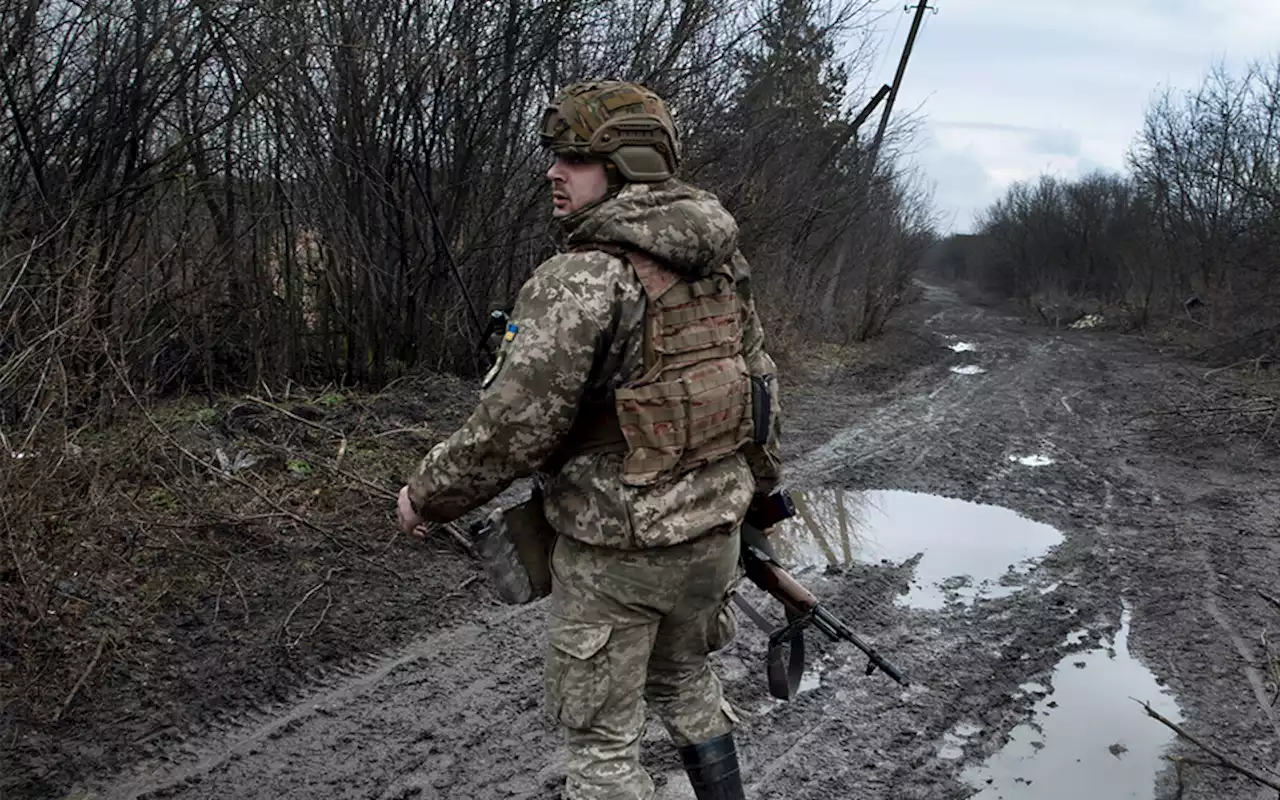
[546,154,608,217]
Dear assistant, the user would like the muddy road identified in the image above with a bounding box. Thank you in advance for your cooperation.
[77,280,1280,799]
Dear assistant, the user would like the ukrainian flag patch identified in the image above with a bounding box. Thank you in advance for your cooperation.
[504,322,519,342]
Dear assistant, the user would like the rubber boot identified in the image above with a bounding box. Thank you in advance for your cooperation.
[678,733,746,800]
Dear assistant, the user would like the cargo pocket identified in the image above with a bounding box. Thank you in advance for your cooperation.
[705,595,738,652]
[543,618,614,730]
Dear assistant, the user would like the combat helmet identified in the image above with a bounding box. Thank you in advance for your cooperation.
[538,80,680,182]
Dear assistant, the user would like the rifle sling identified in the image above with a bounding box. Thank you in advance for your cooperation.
[731,592,806,700]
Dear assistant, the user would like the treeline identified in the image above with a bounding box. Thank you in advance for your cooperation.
[931,57,1280,334]
[0,0,936,442]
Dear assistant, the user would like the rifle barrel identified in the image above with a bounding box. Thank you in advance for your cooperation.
[740,533,910,687]
[741,499,910,687]
[813,607,910,686]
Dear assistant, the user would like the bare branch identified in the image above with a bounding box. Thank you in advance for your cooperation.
[1136,699,1280,790]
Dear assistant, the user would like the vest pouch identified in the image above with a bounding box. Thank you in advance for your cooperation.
[750,373,772,445]
[473,491,557,604]
[680,357,753,460]
[614,377,689,486]
[743,350,782,492]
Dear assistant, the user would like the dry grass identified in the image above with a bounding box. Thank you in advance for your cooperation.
[0,373,484,793]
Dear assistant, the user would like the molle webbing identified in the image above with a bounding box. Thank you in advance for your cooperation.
[612,250,753,486]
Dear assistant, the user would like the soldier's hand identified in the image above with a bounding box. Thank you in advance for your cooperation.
[397,485,429,538]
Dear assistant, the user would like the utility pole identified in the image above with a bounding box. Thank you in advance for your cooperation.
[854,0,934,342]
[866,1,934,180]
[854,83,893,131]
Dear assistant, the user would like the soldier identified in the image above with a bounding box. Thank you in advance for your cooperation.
[397,80,782,800]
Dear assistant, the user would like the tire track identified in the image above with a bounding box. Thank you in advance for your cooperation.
[76,279,1280,800]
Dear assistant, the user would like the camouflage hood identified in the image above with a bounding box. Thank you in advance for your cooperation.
[559,179,739,277]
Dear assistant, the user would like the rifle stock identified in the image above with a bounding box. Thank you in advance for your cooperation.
[741,494,909,688]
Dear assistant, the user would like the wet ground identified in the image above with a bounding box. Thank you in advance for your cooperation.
[957,602,1183,799]
[42,278,1280,798]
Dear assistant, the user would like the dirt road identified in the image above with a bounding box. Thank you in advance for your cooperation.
[76,279,1280,799]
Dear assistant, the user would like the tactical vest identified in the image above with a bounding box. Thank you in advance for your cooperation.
[561,248,754,486]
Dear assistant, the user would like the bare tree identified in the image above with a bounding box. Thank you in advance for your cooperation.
[954,55,1278,339]
[0,0,937,436]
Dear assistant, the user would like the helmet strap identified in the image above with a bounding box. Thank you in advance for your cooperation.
[604,162,626,193]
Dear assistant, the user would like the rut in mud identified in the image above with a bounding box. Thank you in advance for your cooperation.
[53,280,1280,799]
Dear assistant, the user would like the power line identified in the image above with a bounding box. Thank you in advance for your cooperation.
[878,3,907,75]
[866,1,935,180]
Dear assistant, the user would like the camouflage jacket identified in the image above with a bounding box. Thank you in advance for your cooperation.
[406,179,782,549]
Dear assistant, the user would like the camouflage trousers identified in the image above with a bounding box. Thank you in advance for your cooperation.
[544,526,741,800]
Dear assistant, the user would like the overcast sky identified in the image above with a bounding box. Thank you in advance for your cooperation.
[861,0,1280,233]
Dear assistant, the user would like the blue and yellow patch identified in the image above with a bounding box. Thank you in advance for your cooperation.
[482,323,519,389]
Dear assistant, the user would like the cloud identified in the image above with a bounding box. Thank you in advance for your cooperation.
[935,122,1064,135]
[935,122,1082,158]
[909,132,997,234]
[916,122,1092,231]
[859,0,1280,234]
[1026,130,1082,158]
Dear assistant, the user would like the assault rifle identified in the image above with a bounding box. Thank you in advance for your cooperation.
[736,490,909,699]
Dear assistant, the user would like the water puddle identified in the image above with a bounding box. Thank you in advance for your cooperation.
[768,490,1062,610]
[797,653,832,694]
[940,721,985,759]
[951,364,987,375]
[1008,454,1055,467]
[1062,629,1089,646]
[959,603,1182,798]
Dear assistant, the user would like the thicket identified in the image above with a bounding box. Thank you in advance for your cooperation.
[931,57,1279,345]
[1,0,935,440]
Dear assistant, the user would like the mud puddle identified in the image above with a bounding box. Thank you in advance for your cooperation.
[1008,454,1055,467]
[768,490,1062,610]
[959,603,1183,798]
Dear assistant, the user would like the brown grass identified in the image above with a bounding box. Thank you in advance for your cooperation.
[0,374,483,794]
